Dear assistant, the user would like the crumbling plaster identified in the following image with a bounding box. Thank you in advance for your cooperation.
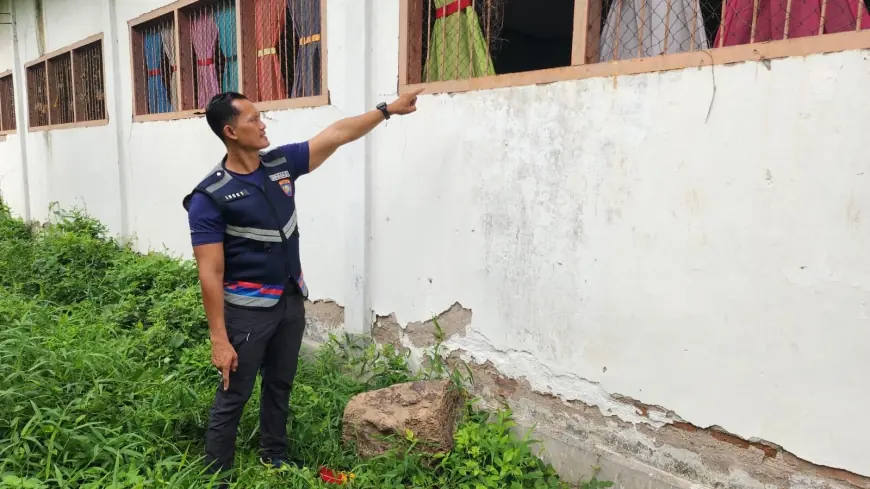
[369,302,869,489]
[369,49,870,478]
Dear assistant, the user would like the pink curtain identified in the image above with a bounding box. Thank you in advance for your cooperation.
[191,10,221,108]
[715,0,870,46]
[255,0,286,101]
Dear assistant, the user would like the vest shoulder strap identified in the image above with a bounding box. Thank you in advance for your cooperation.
[182,164,231,211]
[260,148,291,169]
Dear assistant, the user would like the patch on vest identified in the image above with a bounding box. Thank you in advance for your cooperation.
[223,189,251,202]
[278,179,293,196]
[269,170,291,182]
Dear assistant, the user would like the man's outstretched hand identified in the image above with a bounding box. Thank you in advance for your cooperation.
[387,88,424,116]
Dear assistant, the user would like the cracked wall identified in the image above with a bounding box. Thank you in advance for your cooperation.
[368,41,870,484]
[458,358,869,489]
[2,0,869,485]
[371,303,869,489]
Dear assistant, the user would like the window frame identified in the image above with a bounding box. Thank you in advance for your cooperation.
[0,71,15,135]
[398,0,870,95]
[23,33,108,132]
[128,0,329,123]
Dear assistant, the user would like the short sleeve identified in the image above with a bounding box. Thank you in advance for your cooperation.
[279,142,310,180]
[187,192,225,247]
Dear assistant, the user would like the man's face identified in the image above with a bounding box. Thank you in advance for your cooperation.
[225,98,269,150]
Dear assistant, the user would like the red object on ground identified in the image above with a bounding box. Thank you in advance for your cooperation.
[319,467,345,484]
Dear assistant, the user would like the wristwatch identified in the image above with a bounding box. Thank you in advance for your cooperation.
[377,102,391,120]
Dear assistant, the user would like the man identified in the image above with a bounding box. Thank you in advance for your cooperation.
[182,88,423,474]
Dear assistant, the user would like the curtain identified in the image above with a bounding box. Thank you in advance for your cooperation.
[424,0,495,82]
[144,31,170,113]
[159,23,178,111]
[216,4,239,92]
[254,0,287,101]
[600,0,708,61]
[191,11,221,108]
[715,0,870,45]
[289,0,321,98]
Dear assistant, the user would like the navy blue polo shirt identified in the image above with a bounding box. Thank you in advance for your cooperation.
[188,142,310,247]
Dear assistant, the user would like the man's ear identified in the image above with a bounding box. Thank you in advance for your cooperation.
[222,124,237,142]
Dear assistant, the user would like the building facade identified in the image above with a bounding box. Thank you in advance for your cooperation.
[0,0,869,487]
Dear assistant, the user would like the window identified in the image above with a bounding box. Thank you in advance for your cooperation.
[130,13,178,116]
[399,0,870,93]
[48,53,74,125]
[0,72,15,134]
[73,41,107,122]
[129,0,327,122]
[410,0,575,84]
[24,34,107,130]
[26,63,48,128]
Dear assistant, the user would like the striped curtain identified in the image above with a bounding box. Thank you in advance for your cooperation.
[159,23,178,110]
[191,11,221,108]
[254,0,287,101]
[289,0,321,98]
[215,4,238,92]
[144,31,170,113]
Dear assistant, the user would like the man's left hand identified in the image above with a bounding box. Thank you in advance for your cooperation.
[387,88,424,116]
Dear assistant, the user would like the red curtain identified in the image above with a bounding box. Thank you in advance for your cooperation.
[254,0,286,101]
[715,0,870,46]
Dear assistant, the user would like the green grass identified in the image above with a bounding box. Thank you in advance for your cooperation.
[0,200,612,489]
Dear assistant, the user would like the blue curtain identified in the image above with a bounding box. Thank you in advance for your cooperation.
[144,31,170,113]
[216,5,238,92]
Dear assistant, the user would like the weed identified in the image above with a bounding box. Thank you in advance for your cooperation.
[0,200,610,488]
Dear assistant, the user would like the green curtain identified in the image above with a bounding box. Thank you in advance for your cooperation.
[424,0,494,82]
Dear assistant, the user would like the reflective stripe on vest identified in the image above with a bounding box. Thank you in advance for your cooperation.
[224,210,297,242]
[262,156,286,168]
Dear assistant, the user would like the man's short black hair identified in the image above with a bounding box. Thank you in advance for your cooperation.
[205,92,247,141]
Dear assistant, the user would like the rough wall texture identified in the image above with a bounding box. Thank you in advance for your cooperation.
[459,358,869,489]
[371,303,870,489]
[374,301,472,349]
[3,0,869,481]
[303,300,346,343]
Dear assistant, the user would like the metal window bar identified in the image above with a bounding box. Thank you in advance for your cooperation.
[73,41,105,122]
[286,0,297,98]
[0,76,14,131]
[48,53,74,125]
[27,64,48,127]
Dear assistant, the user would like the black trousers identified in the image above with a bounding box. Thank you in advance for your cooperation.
[204,291,306,472]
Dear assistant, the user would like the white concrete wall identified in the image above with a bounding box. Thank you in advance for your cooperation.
[1,0,869,479]
[366,5,870,477]
[0,0,27,215]
[7,0,122,230]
